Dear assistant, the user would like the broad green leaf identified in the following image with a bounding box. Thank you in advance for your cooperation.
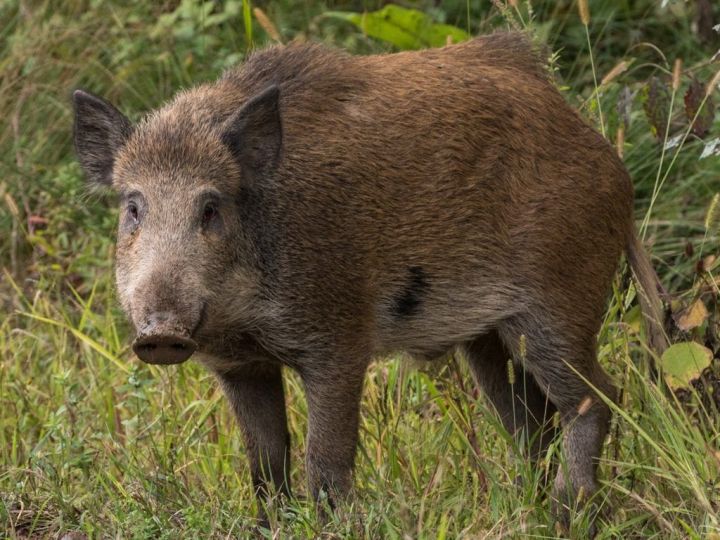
[325,5,470,50]
[660,341,713,390]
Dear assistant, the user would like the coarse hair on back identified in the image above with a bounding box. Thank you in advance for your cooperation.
[466,30,550,80]
[221,42,368,107]
[221,31,548,105]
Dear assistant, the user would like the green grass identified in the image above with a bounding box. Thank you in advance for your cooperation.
[2,1,720,538]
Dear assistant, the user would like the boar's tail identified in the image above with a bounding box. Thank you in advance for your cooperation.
[625,232,669,355]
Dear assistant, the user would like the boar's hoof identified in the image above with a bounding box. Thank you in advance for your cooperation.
[132,334,197,364]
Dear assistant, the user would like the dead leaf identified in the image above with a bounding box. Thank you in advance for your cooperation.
[676,299,709,331]
[685,76,715,138]
[695,0,716,45]
[642,77,671,139]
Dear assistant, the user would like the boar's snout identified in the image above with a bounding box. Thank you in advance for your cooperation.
[132,311,198,365]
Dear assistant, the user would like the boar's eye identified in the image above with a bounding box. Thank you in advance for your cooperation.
[121,191,144,232]
[201,201,218,227]
[127,201,139,223]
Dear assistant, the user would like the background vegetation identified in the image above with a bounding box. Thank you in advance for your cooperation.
[1,0,720,538]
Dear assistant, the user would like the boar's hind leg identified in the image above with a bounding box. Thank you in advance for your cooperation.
[301,362,367,509]
[465,331,558,461]
[216,363,291,514]
[498,316,616,521]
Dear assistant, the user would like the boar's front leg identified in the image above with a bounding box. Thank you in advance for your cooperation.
[216,362,291,517]
[301,361,368,509]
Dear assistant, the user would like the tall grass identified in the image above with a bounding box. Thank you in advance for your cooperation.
[1,0,719,538]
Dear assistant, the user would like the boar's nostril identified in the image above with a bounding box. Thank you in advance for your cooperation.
[132,334,198,365]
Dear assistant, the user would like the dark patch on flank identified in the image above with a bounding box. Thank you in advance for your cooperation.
[392,266,430,318]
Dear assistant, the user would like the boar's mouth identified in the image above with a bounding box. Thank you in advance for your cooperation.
[131,305,206,365]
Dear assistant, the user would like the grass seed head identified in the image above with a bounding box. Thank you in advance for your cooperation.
[705,193,719,232]
[4,193,20,218]
[672,58,682,91]
[578,0,590,26]
[601,60,628,86]
[253,7,282,43]
[578,396,593,416]
[616,124,625,158]
[706,69,720,98]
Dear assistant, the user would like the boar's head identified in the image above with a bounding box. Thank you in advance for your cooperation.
[72,86,282,364]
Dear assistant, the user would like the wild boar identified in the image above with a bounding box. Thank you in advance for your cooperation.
[72,32,666,526]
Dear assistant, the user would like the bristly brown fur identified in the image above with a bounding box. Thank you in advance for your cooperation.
[72,32,664,531]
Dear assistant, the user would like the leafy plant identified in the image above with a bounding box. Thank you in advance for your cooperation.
[324,5,470,50]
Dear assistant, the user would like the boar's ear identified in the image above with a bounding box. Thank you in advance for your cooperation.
[72,89,133,187]
[221,85,282,180]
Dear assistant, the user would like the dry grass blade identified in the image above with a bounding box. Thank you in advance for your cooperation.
[626,491,675,533]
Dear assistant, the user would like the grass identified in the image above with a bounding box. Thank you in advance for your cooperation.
[1,0,720,538]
